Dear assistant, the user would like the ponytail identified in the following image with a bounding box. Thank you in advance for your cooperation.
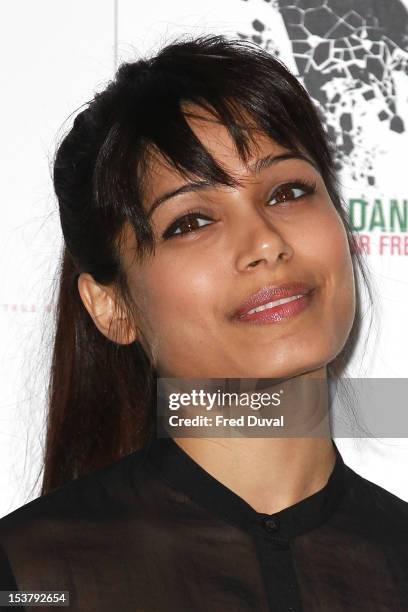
[41,246,155,495]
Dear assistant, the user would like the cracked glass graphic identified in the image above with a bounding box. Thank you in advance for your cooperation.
[238,0,408,185]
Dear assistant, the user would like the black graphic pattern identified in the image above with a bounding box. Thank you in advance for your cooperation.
[238,0,408,184]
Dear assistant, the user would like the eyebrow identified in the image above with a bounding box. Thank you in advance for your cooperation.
[146,152,318,218]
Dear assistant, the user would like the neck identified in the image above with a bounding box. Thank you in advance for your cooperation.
[172,367,336,515]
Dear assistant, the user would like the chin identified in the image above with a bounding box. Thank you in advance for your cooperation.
[255,356,330,381]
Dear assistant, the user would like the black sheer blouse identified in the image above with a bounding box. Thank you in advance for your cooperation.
[1,437,408,611]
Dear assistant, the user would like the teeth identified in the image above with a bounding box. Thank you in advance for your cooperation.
[245,294,303,316]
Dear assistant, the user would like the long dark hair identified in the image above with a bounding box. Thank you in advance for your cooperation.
[39,35,375,495]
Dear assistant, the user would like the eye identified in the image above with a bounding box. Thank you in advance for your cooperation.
[162,209,213,240]
[267,180,316,206]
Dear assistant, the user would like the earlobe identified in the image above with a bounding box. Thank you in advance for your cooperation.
[108,316,138,345]
[77,273,137,345]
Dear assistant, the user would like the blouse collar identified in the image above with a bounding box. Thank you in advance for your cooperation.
[144,436,352,543]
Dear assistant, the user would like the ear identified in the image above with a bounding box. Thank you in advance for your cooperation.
[77,273,137,345]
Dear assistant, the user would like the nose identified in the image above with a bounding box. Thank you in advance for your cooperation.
[234,209,293,272]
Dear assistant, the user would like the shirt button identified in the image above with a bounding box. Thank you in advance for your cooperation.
[263,517,279,533]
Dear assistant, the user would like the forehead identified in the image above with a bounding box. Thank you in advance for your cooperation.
[141,105,293,207]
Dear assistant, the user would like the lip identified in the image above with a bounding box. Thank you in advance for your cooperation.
[232,282,315,322]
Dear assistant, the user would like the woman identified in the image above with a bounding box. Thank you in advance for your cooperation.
[1,35,407,611]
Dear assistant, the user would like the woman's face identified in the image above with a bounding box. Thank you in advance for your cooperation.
[120,109,356,379]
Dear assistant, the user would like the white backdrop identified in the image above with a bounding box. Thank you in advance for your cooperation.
[1,0,407,518]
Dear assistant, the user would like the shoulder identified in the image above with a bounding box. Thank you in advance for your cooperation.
[342,463,408,537]
[0,542,19,591]
[346,465,408,515]
[0,447,156,592]
[0,446,148,543]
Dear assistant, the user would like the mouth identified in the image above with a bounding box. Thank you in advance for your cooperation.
[231,282,316,325]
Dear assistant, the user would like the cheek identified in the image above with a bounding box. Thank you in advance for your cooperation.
[311,207,356,342]
[320,209,354,289]
[133,251,218,335]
